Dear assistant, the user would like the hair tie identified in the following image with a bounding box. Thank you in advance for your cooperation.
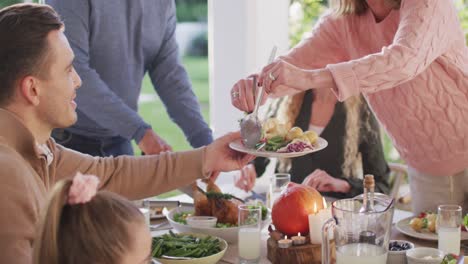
[68,172,100,205]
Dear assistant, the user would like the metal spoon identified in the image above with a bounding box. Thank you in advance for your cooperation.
[240,46,277,148]
[240,75,262,148]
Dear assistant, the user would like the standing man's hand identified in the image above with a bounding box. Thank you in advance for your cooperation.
[204,132,255,179]
[138,128,173,155]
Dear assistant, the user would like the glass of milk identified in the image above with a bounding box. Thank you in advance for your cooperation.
[437,204,462,255]
[238,205,262,264]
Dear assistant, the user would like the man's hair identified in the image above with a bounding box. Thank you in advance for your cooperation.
[0,4,63,106]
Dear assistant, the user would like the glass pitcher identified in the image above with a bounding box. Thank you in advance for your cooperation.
[322,193,394,264]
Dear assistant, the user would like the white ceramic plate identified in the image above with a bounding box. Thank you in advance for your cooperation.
[150,201,179,220]
[153,233,228,264]
[396,217,468,241]
[228,137,328,158]
[167,206,269,243]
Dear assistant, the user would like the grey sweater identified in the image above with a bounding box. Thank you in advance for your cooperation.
[46,0,213,147]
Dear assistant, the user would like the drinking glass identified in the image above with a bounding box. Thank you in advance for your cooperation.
[238,205,262,264]
[437,204,462,255]
[134,199,151,226]
[267,173,290,209]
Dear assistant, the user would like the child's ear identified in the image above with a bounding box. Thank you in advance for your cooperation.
[19,76,41,106]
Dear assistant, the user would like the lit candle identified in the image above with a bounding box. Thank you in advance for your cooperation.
[278,235,292,248]
[308,200,333,245]
[322,198,332,220]
[308,202,322,244]
[291,232,306,246]
[322,197,333,223]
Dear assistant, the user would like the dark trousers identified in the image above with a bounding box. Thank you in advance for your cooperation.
[52,129,134,157]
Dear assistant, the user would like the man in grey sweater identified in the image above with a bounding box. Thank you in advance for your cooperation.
[46,0,213,156]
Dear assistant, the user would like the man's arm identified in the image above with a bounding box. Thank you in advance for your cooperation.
[51,131,252,200]
[0,152,38,264]
[148,1,212,148]
[52,143,207,200]
[46,0,150,142]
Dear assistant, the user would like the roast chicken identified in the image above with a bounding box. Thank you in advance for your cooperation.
[192,180,244,225]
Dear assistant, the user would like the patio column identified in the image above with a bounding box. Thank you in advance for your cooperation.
[208,0,290,137]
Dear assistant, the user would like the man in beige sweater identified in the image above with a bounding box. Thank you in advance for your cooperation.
[0,4,253,263]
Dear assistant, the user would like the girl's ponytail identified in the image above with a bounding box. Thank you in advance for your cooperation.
[33,179,73,264]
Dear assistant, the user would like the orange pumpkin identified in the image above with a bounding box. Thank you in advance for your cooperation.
[271,182,324,236]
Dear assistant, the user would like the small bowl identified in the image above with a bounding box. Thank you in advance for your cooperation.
[387,240,415,264]
[186,216,217,228]
[406,247,444,264]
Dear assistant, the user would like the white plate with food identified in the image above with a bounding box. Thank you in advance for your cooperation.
[396,216,468,241]
[166,205,269,244]
[229,137,327,158]
[165,181,270,243]
[231,118,328,158]
[149,200,179,220]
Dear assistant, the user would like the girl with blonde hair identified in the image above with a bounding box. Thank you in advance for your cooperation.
[33,173,152,264]
[232,0,468,213]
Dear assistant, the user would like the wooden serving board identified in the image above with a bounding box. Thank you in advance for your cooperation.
[267,238,336,264]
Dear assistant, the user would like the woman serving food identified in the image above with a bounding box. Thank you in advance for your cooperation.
[231,0,468,214]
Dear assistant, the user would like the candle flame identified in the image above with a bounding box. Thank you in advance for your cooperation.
[284,235,287,240]
[313,202,317,213]
[298,232,301,237]
[322,197,327,209]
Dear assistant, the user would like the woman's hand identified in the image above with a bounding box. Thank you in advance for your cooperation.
[258,59,337,98]
[230,74,268,112]
[258,59,314,97]
[234,164,257,192]
[302,169,351,193]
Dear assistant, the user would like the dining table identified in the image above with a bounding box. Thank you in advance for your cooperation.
[150,194,468,264]
[151,208,454,264]
[149,177,468,263]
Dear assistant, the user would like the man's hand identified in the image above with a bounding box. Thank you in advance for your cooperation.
[302,169,351,193]
[204,132,255,179]
[138,128,172,155]
[234,164,257,192]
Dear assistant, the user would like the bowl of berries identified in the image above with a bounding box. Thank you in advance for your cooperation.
[387,240,415,264]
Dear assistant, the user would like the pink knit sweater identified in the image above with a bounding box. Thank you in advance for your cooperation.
[284,0,468,176]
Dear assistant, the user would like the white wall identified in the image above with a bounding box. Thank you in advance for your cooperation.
[208,0,290,138]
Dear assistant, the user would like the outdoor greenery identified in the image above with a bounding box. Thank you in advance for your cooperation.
[0,0,20,8]
[175,0,207,22]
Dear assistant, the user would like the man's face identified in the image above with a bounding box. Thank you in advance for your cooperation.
[36,30,81,129]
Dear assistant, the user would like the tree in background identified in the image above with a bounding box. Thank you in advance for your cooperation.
[289,0,327,46]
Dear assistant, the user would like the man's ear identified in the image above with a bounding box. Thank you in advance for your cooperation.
[19,76,41,106]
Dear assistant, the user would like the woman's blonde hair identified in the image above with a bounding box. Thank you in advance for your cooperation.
[33,179,145,264]
[331,0,401,15]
